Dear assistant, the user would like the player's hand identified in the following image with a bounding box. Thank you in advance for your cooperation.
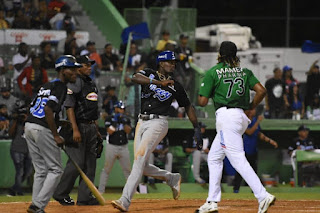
[161,80,174,87]
[73,130,82,143]
[54,135,65,147]
[194,127,203,150]
[270,139,278,148]
[257,115,264,122]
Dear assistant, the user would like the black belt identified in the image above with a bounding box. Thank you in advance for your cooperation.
[138,114,160,121]
[77,120,95,124]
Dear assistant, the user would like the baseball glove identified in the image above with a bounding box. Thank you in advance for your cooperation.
[194,127,203,150]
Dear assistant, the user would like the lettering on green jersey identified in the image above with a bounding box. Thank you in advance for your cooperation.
[216,67,246,79]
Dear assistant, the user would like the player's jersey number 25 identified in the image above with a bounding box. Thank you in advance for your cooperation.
[30,97,49,118]
[223,77,245,98]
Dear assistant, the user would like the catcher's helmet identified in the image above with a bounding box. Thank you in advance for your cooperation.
[55,55,82,71]
[114,100,125,109]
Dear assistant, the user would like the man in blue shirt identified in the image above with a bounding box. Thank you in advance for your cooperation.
[233,108,278,193]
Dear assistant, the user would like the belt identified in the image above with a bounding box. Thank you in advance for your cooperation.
[216,106,244,111]
[138,114,160,121]
[77,119,95,124]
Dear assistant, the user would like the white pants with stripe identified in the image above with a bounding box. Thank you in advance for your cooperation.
[207,107,267,203]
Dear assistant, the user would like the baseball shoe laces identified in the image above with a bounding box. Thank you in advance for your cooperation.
[258,193,276,213]
[111,199,128,212]
[195,201,218,213]
[170,173,181,200]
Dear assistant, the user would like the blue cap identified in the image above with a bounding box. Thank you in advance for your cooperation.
[156,51,179,64]
[114,100,125,109]
[283,65,292,72]
[55,55,82,70]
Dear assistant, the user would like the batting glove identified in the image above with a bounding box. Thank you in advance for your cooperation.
[193,127,203,150]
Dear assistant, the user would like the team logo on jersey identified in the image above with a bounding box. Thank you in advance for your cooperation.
[86,92,98,101]
[149,84,172,101]
[67,88,73,94]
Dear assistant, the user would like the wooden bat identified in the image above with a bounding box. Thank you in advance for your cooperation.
[62,147,105,206]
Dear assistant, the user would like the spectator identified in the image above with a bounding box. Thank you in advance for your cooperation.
[233,108,278,193]
[7,100,32,196]
[5,9,15,26]
[265,67,289,119]
[147,136,173,184]
[12,42,34,96]
[49,4,75,30]
[0,9,10,29]
[12,9,30,29]
[288,83,305,120]
[81,41,102,79]
[305,60,320,108]
[17,54,48,99]
[182,122,211,184]
[156,30,176,51]
[39,41,55,69]
[0,56,11,89]
[30,10,51,29]
[102,85,118,115]
[0,104,10,138]
[47,0,66,19]
[0,87,18,116]
[282,65,298,94]
[98,101,132,193]
[307,94,320,120]
[288,125,319,186]
[126,42,147,72]
[100,43,122,72]
[175,34,194,93]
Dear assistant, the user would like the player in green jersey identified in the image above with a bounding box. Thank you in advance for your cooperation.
[195,41,276,213]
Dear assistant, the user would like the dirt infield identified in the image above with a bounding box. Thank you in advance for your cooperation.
[1,199,320,212]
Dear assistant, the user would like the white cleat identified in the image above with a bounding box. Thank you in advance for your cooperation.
[258,193,276,213]
[111,199,128,212]
[170,173,181,200]
[195,201,218,213]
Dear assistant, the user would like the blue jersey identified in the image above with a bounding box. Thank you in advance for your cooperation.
[243,117,260,155]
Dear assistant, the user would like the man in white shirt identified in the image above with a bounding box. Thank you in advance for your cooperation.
[12,42,33,96]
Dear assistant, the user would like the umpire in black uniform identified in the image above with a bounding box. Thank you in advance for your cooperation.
[53,55,102,205]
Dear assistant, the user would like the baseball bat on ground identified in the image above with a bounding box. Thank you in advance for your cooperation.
[61,147,105,206]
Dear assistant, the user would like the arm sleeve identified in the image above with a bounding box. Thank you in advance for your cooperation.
[174,81,191,107]
[46,83,66,113]
[199,70,215,98]
[64,78,81,108]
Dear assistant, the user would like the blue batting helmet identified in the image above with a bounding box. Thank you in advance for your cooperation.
[156,51,179,64]
[55,55,82,71]
[114,100,125,109]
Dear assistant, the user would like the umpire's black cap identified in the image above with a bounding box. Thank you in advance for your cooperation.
[298,125,310,132]
[76,55,95,65]
[219,41,237,57]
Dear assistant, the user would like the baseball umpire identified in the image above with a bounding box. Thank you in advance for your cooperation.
[53,55,103,206]
[24,55,80,213]
[196,41,276,213]
[111,50,203,212]
[98,100,132,193]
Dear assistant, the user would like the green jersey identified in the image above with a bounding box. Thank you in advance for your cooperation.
[199,62,259,110]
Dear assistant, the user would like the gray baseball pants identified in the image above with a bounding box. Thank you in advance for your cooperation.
[98,143,131,193]
[192,150,208,181]
[148,152,173,172]
[119,117,176,209]
[24,122,63,210]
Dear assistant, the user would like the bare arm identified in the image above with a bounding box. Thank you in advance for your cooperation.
[124,124,132,134]
[66,107,81,143]
[258,132,278,148]
[185,104,199,128]
[198,96,209,107]
[250,83,266,110]
[44,105,64,146]
[131,73,174,87]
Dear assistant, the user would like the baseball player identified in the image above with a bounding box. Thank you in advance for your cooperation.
[196,41,276,213]
[53,55,102,206]
[111,50,203,212]
[98,101,132,194]
[24,55,80,213]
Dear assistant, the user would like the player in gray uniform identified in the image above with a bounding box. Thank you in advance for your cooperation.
[98,101,132,193]
[24,55,80,213]
[111,50,203,212]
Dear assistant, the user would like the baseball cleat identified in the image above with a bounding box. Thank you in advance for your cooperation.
[111,199,128,212]
[54,196,75,206]
[195,201,218,213]
[258,193,276,213]
[170,173,181,200]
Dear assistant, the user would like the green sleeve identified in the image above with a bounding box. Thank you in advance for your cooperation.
[199,70,215,98]
[247,70,260,89]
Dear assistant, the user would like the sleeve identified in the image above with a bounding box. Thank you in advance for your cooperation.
[199,70,215,98]
[17,68,27,90]
[136,68,153,77]
[247,69,260,89]
[46,83,66,113]
[174,81,191,107]
[104,116,112,128]
[64,78,81,108]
